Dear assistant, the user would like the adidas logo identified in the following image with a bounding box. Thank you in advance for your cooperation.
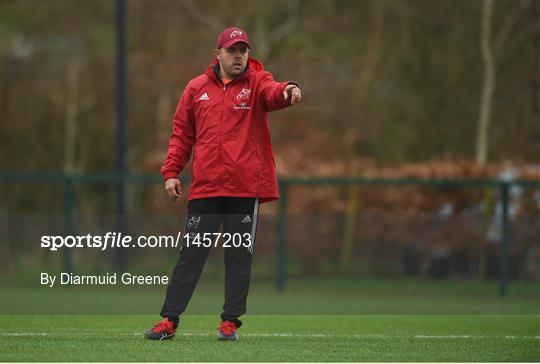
[241,215,251,223]
[198,93,209,101]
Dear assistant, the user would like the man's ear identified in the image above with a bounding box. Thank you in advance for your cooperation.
[214,49,220,60]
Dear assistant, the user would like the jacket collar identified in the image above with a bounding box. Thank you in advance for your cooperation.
[204,57,265,82]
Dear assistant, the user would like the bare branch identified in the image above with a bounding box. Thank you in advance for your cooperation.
[476,0,496,166]
[494,0,532,53]
[267,0,300,46]
[182,0,223,33]
[498,23,540,64]
[353,1,385,106]
[253,1,301,60]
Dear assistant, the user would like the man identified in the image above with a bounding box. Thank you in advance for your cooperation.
[144,27,301,341]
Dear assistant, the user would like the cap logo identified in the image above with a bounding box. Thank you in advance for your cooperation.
[230,30,243,39]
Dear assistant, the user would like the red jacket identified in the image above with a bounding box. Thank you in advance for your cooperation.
[160,58,295,204]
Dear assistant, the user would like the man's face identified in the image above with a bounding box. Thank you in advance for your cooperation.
[215,43,249,78]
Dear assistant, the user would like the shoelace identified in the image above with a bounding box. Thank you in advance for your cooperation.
[152,320,173,333]
[219,321,237,335]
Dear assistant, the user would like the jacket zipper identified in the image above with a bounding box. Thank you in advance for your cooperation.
[219,80,226,186]
[214,72,245,186]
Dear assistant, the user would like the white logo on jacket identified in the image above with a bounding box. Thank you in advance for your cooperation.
[234,102,251,110]
[236,88,250,101]
[233,88,251,109]
[198,93,209,101]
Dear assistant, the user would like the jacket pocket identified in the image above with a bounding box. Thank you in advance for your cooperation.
[191,143,219,189]
[251,143,263,190]
[258,143,275,188]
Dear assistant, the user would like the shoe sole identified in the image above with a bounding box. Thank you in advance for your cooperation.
[143,332,176,340]
[218,334,238,341]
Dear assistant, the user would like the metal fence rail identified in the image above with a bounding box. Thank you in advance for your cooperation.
[2,171,539,296]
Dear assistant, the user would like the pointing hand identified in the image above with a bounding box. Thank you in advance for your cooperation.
[283,85,302,105]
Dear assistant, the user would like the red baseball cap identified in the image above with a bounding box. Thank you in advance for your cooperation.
[215,27,251,49]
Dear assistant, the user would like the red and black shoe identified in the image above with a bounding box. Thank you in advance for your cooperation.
[143,317,177,340]
[217,320,238,341]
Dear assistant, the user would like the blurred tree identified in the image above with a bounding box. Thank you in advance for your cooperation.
[340,1,385,274]
[1,0,538,182]
[476,0,533,166]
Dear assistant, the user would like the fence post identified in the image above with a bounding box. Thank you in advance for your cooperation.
[115,0,128,273]
[63,175,75,274]
[499,182,509,297]
[276,179,288,290]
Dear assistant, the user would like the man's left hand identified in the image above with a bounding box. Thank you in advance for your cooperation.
[283,85,302,105]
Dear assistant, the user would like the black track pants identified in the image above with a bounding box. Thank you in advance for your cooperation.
[160,197,259,327]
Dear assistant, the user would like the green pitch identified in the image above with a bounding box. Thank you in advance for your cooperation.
[1,278,539,361]
[1,314,539,361]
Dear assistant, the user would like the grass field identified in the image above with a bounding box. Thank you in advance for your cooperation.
[1,314,539,361]
[2,277,539,315]
[1,278,539,361]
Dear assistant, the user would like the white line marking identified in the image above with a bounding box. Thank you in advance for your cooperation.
[415,335,473,339]
[414,335,540,339]
[2,332,539,339]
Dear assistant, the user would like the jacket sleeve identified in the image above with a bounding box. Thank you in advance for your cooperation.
[160,85,196,181]
[259,71,299,112]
